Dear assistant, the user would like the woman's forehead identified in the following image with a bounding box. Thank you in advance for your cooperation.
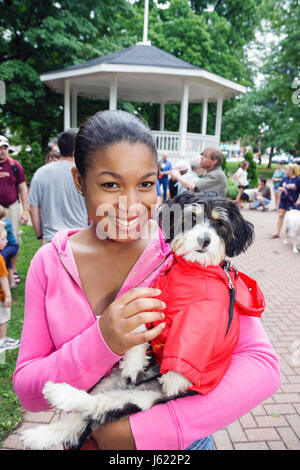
[90,141,157,173]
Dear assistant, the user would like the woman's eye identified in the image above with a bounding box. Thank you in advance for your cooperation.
[140,182,155,189]
[102,182,119,189]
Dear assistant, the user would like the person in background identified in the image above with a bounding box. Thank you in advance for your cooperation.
[271,163,300,238]
[29,129,88,245]
[158,153,172,201]
[272,162,286,210]
[234,161,249,206]
[171,147,227,198]
[249,179,272,211]
[168,161,189,198]
[0,206,19,288]
[176,156,202,195]
[0,225,20,354]
[45,149,60,164]
[0,135,28,284]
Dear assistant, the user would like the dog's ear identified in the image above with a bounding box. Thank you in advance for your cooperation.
[157,192,196,243]
[225,202,254,257]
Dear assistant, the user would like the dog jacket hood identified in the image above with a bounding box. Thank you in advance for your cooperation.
[148,255,265,395]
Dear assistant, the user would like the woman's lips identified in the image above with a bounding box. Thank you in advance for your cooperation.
[107,215,141,228]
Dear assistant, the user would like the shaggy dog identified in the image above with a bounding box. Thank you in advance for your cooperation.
[21,193,255,450]
[283,209,300,254]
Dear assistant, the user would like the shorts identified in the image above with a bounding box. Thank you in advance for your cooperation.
[0,301,11,324]
[278,199,296,211]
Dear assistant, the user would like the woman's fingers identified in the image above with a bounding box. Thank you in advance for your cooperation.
[125,310,165,333]
[128,321,166,347]
[117,287,161,308]
[122,297,166,319]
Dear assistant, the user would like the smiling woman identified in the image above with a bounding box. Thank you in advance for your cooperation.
[14,110,280,451]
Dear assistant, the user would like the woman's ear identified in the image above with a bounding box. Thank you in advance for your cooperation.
[72,167,84,196]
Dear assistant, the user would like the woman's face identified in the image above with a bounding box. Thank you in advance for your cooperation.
[73,141,158,243]
[285,167,294,178]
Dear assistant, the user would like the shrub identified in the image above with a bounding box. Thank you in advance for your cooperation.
[243,151,258,188]
[226,177,238,199]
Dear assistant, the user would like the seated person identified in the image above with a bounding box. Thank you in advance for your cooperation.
[250,179,271,211]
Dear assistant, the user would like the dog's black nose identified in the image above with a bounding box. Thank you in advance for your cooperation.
[198,234,211,249]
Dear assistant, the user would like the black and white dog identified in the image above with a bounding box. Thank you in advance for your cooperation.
[21,193,254,450]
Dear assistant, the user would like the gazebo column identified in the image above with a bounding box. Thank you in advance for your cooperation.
[179,80,189,157]
[71,89,77,128]
[64,79,71,130]
[215,97,223,144]
[201,98,208,135]
[160,101,165,131]
[109,74,118,110]
[201,98,208,152]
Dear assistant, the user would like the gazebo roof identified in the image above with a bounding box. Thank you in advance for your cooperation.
[40,44,246,103]
[60,44,199,73]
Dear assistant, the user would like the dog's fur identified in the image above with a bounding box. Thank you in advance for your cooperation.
[283,209,300,254]
[21,193,254,450]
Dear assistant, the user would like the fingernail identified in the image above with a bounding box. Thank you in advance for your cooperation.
[161,312,165,319]
[156,289,161,294]
[161,302,166,309]
[161,322,166,329]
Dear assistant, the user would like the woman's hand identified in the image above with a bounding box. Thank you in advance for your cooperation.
[91,417,136,450]
[99,287,166,356]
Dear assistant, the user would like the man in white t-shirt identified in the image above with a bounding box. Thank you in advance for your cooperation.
[29,130,88,245]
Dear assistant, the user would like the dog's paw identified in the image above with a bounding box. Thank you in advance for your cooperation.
[159,371,192,397]
[21,425,56,450]
[119,344,150,383]
[43,381,83,412]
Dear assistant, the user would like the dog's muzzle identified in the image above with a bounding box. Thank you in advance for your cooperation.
[196,233,211,252]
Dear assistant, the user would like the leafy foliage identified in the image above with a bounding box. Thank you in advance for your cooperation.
[0,0,264,150]
[243,151,259,188]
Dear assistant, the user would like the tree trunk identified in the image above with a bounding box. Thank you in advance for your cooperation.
[268,146,274,168]
[41,133,50,154]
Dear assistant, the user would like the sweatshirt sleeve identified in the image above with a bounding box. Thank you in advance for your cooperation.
[13,254,122,412]
[129,315,281,450]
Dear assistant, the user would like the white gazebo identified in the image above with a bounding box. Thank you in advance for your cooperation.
[40,8,245,164]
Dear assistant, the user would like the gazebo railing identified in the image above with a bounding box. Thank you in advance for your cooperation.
[151,131,219,156]
[151,131,180,153]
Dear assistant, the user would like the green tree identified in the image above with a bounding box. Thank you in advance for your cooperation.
[0,0,132,149]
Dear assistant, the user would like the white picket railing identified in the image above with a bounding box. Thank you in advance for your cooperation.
[151,131,219,156]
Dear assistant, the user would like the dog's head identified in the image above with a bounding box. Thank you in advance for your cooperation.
[158,192,254,266]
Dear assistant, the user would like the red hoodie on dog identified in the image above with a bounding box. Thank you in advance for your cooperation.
[147,255,265,395]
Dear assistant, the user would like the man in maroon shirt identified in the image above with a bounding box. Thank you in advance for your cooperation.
[0,135,29,281]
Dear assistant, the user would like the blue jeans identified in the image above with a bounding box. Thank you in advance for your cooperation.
[186,436,215,450]
[0,243,19,269]
[252,197,270,209]
[160,178,169,201]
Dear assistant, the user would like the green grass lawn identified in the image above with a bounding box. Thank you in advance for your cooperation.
[0,225,40,447]
[226,161,278,180]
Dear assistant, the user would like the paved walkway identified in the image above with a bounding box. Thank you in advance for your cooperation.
[2,203,300,450]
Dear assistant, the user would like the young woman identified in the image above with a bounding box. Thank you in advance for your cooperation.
[272,162,286,210]
[271,163,300,239]
[14,110,280,450]
[234,160,249,206]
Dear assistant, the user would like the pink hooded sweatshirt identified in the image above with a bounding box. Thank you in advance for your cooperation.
[13,228,281,450]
